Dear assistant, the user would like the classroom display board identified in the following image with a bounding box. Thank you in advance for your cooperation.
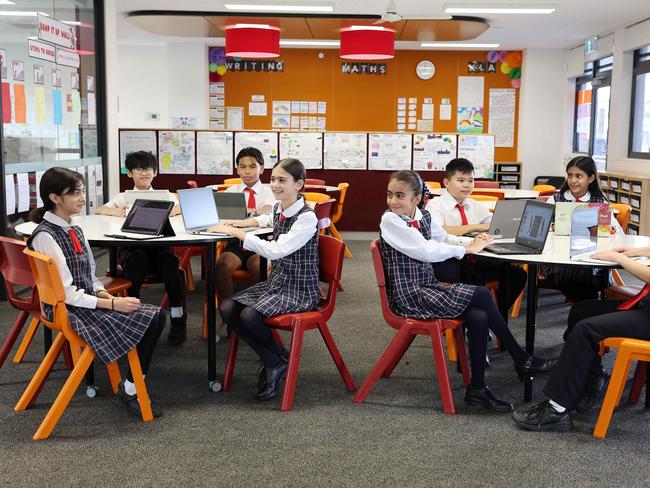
[158,130,196,174]
[196,131,233,175]
[368,133,412,171]
[457,134,495,179]
[412,134,457,172]
[323,133,367,170]
[234,132,279,169]
[119,130,157,170]
[278,132,323,169]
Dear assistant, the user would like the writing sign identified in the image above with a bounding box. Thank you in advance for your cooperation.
[28,39,56,63]
[225,60,284,72]
[38,13,76,49]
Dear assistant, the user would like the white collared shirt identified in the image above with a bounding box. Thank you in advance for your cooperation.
[547,189,623,233]
[225,180,276,210]
[103,186,178,209]
[380,207,468,263]
[425,189,492,227]
[243,197,318,260]
[30,212,105,309]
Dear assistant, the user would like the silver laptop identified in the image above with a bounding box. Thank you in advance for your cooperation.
[213,191,248,220]
[484,200,555,255]
[465,200,527,238]
[177,187,221,233]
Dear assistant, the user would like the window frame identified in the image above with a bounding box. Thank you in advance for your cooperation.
[628,47,650,160]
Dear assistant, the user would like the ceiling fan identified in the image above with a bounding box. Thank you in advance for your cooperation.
[373,1,452,24]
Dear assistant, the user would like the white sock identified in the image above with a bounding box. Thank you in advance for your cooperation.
[124,379,136,396]
[171,306,184,318]
[549,399,566,413]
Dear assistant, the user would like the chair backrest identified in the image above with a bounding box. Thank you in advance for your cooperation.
[303,191,331,203]
[611,203,631,233]
[313,199,336,229]
[618,283,650,310]
[474,180,500,188]
[332,182,349,224]
[424,181,442,189]
[0,236,39,310]
[305,178,326,185]
[23,248,73,336]
[537,189,557,197]
[370,238,406,329]
[224,177,242,184]
[471,189,505,200]
[533,184,556,192]
[471,194,498,202]
[317,235,345,320]
[186,180,198,189]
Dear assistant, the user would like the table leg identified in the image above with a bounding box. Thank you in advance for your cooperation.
[109,248,118,276]
[206,241,220,392]
[524,263,539,402]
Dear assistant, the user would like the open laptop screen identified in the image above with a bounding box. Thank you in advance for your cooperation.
[515,201,555,249]
[178,187,219,232]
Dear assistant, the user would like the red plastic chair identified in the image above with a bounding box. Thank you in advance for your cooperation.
[222,235,356,411]
[352,239,470,414]
[474,180,500,188]
[305,179,326,186]
[313,198,336,234]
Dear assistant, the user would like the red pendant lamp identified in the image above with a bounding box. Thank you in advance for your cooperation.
[225,24,280,59]
[340,26,395,60]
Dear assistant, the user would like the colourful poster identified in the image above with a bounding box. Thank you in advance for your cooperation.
[52,88,62,124]
[13,83,26,123]
[158,130,196,174]
[1,82,10,123]
[34,86,46,124]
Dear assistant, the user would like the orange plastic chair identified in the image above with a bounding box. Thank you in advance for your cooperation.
[352,240,470,414]
[611,203,631,233]
[470,194,498,202]
[594,284,650,439]
[329,183,352,258]
[222,235,356,411]
[424,181,442,189]
[533,184,556,192]
[17,249,153,440]
[303,192,331,203]
[471,189,505,200]
[224,178,242,185]
[475,180,500,188]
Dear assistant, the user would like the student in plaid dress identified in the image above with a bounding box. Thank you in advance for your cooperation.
[28,168,166,417]
[381,170,557,412]
[213,159,319,401]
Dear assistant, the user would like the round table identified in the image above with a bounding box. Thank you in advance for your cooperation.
[212,184,340,193]
[477,232,650,401]
[429,188,539,199]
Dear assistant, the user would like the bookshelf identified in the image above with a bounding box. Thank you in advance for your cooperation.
[599,171,650,235]
[494,162,522,189]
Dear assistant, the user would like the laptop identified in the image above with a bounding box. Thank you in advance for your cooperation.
[466,200,527,238]
[484,200,555,255]
[213,191,248,220]
[106,199,175,240]
[177,187,221,233]
[124,189,172,206]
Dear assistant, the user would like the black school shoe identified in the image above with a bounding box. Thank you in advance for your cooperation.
[515,355,559,382]
[257,358,288,401]
[465,385,513,413]
[118,382,162,418]
[257,349,289,394]
[167,313,187,346]
[576,372,610,412]
[512,400,573,432]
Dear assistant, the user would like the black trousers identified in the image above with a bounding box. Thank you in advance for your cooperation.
[543,299,650,410]
[433,258,527,311]
[119,247,183,308]
[126,310,166,382]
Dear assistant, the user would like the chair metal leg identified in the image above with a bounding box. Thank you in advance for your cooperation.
[12,316,40,364]
[0,310,29,369]
[280,323,305,411]
[318,321,356,392]
[594,349,631,439]
[222,332,239,391]
[430,325,456,414]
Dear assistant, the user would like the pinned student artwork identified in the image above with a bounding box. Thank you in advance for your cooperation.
[196,131,234,175]
[279,132,323,169]
[457,134,495,179]
[368,133,412,171]
[323,133,367,170]
[158,130,196,174]
[412,134,457,172]
[234,131,278,169]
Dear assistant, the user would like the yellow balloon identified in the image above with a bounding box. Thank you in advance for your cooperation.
[216,65,227,75]
[500,62,511,74]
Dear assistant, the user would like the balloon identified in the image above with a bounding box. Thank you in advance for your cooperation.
[216,64,227,75]
[509,68,521,79]
[209,72,221,82]
[500,62,511,74]
[511,78,521,89]
[487,50,500,63]
[498,50,508,62]
[209,63,218,73]
[505,51,522,69]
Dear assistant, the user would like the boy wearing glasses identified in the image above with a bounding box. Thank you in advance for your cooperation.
[97,151,187,345]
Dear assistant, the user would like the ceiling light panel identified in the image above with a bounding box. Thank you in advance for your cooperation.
[420,42,501,48]
[444,4,556,14]
[224,2,334,13]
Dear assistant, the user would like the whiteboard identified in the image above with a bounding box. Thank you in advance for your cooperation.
[323,133,367,170]
[158,130,196,174]
[457,134,495,178]
[196,131,233,175]
[412,134,457,171]
[119,130,157,170]
[234,132,279,169]
[279,132,323,169]
[368,133,412,171]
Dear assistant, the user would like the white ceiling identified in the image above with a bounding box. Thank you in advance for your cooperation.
[115,0,650,49]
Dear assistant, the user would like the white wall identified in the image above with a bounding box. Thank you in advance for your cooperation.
[167,43,208,128]
[517,49,567,188]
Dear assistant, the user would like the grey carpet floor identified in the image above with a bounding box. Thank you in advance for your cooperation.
[0,239,649,487]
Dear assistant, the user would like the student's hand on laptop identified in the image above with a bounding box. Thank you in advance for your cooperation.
[170,205,182,217]
[590,250,623,263]
[466,234,493,254]
[107,205,127,218]
[229,219,259,228]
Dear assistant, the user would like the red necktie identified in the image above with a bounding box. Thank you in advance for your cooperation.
[455,203,468,225]
[245,188,256,209]
[279,213,286,222]
[68,229,83,254]
[408,220,420,229]
[575,198,583,203]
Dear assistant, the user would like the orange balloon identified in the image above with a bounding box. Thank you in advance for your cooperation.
[505,51,522,69]
[500,62,511,74]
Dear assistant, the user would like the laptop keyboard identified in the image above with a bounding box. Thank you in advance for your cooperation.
[486,243,537,254]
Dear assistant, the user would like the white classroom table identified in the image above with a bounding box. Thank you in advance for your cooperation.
[429,188,539,199]
[16,214,271,393]
[212,184,340,193]
[477,232,650,401]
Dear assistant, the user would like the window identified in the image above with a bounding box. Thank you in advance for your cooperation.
[629,46,650,159]
[573,56,613,170]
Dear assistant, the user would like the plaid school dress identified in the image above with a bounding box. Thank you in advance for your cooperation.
[233,203,320,317]
[380,209,476,320]
[28,220,159,365]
